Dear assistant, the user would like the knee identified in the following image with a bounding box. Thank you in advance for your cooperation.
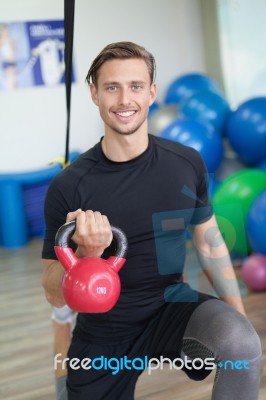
[51,305,75,325]
[184,299,261,363]
[218,312,262,361]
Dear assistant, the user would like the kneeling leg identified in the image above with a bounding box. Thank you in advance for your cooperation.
[182,299,262,400]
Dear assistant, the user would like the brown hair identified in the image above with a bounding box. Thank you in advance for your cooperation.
[85,41,156,86]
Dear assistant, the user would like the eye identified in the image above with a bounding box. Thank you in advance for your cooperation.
[107,86,118,92]
[132,85,142,91]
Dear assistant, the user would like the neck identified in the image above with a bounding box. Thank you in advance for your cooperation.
[101,128,149,162]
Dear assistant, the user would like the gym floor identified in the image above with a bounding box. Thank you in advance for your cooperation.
[1,238,265,400]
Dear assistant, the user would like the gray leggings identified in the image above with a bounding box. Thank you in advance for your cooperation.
[55,299,261,400]
[182,299,262,399]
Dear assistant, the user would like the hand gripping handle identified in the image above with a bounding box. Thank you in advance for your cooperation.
[54,220,128,259]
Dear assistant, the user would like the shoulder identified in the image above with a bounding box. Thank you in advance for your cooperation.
[150,134,205,171]
[46,143,101,202]
[52,144,99,186]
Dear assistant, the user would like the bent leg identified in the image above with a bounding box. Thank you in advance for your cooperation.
[182,299,262,400]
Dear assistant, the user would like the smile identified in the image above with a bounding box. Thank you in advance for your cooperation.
[115,111,136,118]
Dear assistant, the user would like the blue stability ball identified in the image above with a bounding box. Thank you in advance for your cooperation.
[164,73,222,105]
[180,90,230,133]
[258,159,266,172]
[247,190,266,255]
[149,101,160,116]
[226,97,266,166]
[160,118,223,173]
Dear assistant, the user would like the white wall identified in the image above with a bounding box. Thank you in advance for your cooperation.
[0,0,205,172]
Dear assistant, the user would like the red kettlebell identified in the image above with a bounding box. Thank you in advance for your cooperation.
[54,221,128,313]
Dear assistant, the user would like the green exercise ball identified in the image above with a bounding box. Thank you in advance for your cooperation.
[212,169,266,254]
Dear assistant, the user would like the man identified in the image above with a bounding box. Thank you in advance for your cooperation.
[42,41,261,400]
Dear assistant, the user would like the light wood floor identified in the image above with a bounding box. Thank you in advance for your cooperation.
[0,239,265,399]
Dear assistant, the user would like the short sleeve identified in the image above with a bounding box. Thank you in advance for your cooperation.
[41,177,71,260]
[190,154,213,225]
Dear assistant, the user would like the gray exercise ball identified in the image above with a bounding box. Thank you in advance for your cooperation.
[215,156,247,182]
[148,104,180,136]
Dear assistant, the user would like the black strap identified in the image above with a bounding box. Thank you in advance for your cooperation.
[64,0,75,167]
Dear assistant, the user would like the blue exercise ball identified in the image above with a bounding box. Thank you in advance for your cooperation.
[180,89,230,133]
[149,101,160,116]
[257,159,266,172]
[164,73,222,105]
[160,118,223,173]
[247,190,266,255]
[226,97,266,166]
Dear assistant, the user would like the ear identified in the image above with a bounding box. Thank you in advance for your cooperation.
[89,84,99,106]
[149,83,157,106]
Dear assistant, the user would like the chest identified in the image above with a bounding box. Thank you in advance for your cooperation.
[75,165,197,222]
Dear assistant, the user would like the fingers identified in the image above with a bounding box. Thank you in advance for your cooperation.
[66,209,82,222]
[67,209,110,226]
[86,210,110,227]
[66,209,113,258]
[74,210,110,233]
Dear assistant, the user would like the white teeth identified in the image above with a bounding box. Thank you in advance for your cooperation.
[117,111,135,117]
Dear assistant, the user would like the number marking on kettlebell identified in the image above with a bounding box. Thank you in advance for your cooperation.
[96,287,107,295]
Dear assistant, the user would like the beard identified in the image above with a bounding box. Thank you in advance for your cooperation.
[111,125,141,136]
[105,113,148,136]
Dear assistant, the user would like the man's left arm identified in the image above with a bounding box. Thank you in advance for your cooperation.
[191,214,246,316]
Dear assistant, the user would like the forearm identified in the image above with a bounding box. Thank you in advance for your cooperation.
[42,260,66,307]
[197,249,246,315]
[192,215,246,315]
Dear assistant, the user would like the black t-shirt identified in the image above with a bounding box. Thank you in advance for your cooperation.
[42,134,213,342]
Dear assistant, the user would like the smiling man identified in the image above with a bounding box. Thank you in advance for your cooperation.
[89,51,156,161]
[91,60,154,134]
[42,42,261,400]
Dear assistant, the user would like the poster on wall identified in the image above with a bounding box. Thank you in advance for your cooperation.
[0,20,75,90]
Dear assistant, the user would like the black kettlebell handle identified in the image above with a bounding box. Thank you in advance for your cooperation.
[55,220,128,259]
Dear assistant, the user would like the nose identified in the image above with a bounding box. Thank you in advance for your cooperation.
[118,87,131,106]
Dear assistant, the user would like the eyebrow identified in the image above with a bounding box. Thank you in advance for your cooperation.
[102,80,146,87]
